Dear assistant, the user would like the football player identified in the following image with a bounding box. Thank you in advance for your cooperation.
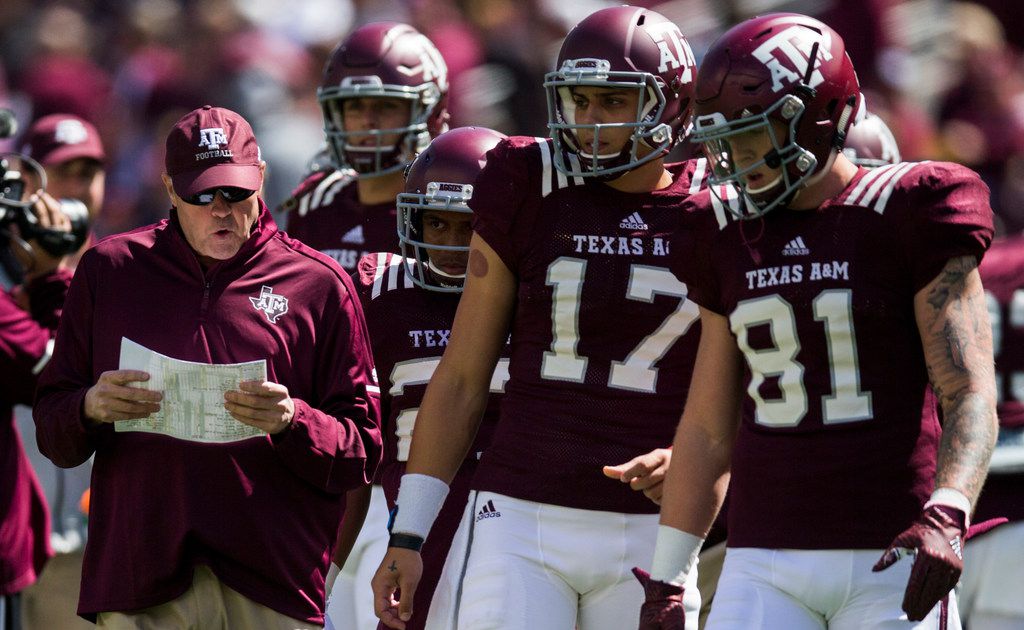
[640,13,997,630]
[345,126,510,630]
[843,111,901,168]
[281,22,449,630]
[371,6,706,630]
[280,21,449,272]
[959,234,1024,629]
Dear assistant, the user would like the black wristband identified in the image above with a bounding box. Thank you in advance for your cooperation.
[388,533,424,552]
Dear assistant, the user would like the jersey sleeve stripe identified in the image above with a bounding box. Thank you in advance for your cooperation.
[536,137,553,198]
[371,252,388,299]
[403,259,415,289]
[387,254,403,292]
[853,164,905,208]
[690,158,707,194]
[845,163,898,206]
[565,153,584,186]
[873,162,920,214]
[711,185,741,230]
[311,170,344,209]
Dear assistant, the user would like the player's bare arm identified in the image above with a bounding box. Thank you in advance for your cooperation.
[404,232,516,481]
[373,232,515,628]
[659,308,744,536]
[915,254,999,504]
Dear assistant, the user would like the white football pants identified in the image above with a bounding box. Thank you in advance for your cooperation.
[707,547,961,630]
[426,491,700,630]
[958,521,1024,630]
[326,485,389,630]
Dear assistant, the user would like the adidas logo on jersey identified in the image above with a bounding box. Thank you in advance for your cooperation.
[341,225,365,245]
[475,499,501,522]
[782,236,810,256]
[619,212,649,231]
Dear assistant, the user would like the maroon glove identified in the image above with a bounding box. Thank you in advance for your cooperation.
[872,505,967,621]
[632,567,685,630]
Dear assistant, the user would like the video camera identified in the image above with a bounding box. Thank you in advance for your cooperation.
[0,108,90,257]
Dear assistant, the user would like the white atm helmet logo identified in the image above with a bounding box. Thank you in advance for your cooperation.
[395,32,449,92]
[198,127,229,150]
[645,22,696,81]
[752,26,834,93]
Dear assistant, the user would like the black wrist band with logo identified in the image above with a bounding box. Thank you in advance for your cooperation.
[388,533,424,552]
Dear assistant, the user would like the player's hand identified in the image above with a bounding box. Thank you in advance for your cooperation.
[372,547,422,629]
[84,370,162,424]
[632,567,686,629]
[224,380,294,434]
[603,448,672,505]
[872,504,967,621]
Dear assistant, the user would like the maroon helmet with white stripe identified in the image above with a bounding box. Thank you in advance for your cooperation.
[691,13,861,218]
[318,22,449,177]
[544,5,697,179]
[397,126,507,292]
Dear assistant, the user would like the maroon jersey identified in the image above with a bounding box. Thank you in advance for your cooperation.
[281,169,399,272]
[976,233,1024,522]
[33,204,381,624]
[672,161,993,549]
[354,252,507,630]
[468,136,706,515]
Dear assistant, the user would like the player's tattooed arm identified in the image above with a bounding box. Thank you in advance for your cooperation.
[915,254,998,505]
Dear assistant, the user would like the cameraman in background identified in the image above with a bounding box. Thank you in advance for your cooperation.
[0,112,92,630]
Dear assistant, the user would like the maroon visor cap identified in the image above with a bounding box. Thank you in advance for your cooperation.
[165,105,262,198]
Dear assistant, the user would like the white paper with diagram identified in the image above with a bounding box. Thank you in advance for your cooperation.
[115,337,267,443]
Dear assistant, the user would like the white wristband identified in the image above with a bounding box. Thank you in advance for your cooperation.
[391,473,450,540]
[650,525,704,586]
[925,487,972,528]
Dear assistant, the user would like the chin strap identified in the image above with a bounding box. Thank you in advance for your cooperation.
[426,259,465,281]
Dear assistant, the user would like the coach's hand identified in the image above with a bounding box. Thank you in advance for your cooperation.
[224,380,294,434]
[84,370,162,425]
[633,567,686,629]
[604,448,672,505]
[373,547,423,629]
[872,504,967,621]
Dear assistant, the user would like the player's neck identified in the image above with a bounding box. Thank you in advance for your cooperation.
[605,157,673,194]
[789,152,859,211]
[356,170,405,205]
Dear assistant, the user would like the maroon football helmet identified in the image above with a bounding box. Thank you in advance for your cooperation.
[397,126,507,292]
[318,22,449,177]
[843,112,901,168]
[691,13,861,217]
[544,6,696,179]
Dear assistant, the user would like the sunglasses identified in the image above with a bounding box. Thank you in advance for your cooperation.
[183,187,257,205]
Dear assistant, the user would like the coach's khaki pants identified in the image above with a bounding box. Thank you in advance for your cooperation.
[96,565,321,630]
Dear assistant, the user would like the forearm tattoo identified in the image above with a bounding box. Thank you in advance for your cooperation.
[920,256,998,504]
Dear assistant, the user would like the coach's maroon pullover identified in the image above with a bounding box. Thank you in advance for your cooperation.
[33,203,382,624]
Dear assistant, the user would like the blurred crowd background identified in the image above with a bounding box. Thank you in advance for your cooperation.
[2,0,1024,236]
